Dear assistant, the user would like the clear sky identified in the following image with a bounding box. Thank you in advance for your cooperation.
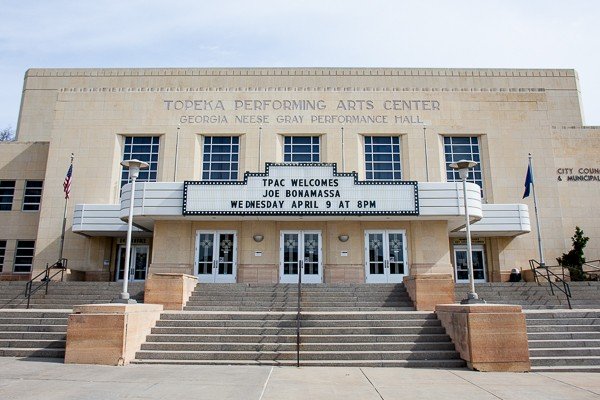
[1,0,599,130]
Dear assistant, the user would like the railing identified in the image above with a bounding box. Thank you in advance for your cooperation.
[296,260,303,368]
[529,259,572,309]
[582,260,600,281]
[24,259,68,309]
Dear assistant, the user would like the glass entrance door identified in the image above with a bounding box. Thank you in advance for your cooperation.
[364,230,407,283]
[280,231,322,284]
[116,245,149,281]
[453,245,487,283]
[195,231,237,283]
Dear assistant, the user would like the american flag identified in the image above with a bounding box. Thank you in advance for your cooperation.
[63,164,73,199]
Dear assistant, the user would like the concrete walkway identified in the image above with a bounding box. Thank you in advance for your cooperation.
[0,358,599,400]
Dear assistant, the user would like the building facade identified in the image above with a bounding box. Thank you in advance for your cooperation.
[0,68,598,286]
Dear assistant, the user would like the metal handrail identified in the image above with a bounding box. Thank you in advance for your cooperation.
[529,259,572,309]
[24,259,67,309]
[296,260,302,368]
[582,260,600,279]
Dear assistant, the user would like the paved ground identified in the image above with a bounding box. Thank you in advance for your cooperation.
[0,358,599,400]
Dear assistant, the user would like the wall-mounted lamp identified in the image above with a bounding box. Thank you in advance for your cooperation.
[338,235,349,242]
[253,234,264,243]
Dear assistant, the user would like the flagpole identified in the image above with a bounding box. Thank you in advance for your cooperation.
[529,153,545,266]
[58,154,74,264]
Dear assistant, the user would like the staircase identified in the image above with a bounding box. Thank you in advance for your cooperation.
[526,310,600,372]
[0,281,145,359]
[0,281,145,309]
[0,310,69,358]
[184,283,414,311]
[134,284,466,367]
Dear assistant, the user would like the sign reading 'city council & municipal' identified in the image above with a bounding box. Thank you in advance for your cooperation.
[183,164,419,216]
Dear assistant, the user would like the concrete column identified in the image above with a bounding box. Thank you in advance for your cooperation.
[404,221,455,310]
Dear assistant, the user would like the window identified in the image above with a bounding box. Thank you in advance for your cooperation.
[0,180,16,211]
[14,240,35,273]
[444,136,483,193]
[364,136,402,181]
[22,181,43,211]
[120,136,160,188]
[202,136,239,181]
[284,136,320,163]
[0,240,6,272]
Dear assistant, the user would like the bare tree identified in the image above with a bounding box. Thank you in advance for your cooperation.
[0,126,15,141]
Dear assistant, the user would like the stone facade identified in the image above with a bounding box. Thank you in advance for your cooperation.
[0,68,597,285]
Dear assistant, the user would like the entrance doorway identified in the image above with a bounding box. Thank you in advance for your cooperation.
[453,245,487,283]
[364,230,408,283]
[279,231,323,284]
[195,231,237,283]
[116,245,149,281]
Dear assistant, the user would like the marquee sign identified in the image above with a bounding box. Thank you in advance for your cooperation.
[183,163,419,216]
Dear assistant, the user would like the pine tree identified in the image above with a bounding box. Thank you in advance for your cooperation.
[557,226,589,281]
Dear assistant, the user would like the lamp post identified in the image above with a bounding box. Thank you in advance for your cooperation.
[114,159,149,303]
[449,159,485,304]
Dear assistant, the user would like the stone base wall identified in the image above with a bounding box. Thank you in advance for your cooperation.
[435,304,531,372]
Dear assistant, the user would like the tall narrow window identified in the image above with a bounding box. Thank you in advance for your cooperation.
[23,181,43,211]
[202,136,239,181]
[0,180,16,211]
[14,240,35,273]
[444,136,483,194]
[284,136,320,163]
[0,240,6,272]
[120,136,160,188]
[364,136,402,180]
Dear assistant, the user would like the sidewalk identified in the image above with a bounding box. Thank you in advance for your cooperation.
[0,357,599,400]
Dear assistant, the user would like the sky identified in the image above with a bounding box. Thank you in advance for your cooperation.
[1,0,599,130]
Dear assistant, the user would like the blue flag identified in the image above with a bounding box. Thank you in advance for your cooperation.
[523,164,533,198]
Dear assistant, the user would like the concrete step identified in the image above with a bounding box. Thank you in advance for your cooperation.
[144,333,454,344]
[530,365,600,372]
[527,325,600,333]
[529,347,600,357]
[0,339,66,349]
[130,358,467,368]
[527,332,600,340]
[135,349,462,361]
[159,311,437,321]
[154,319,441,328]
[185,302,414,307]
[526,318,600,325]
[0,348,65,358]
[140,341,457,352]
[530,356,600,367]
[525,311,600,319]
[150,326,446,335]
[528,339,600,348]
[0,331,66,340]
[183,306,415,311]
[0,318,72,326]
[0,324,67,333]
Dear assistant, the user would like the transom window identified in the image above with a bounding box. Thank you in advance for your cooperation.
[364,136,402,181]
[444,136,483,193]
[202,136,239,181]
[0,240,6,273]
[23,181,43,211]
[284,136,320,163]
[0,180,16,211]
[14,240,35,273]
[120,136,160,188]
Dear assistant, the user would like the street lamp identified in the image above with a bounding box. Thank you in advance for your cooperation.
[114,159,149,303]
[449,159,485,304]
